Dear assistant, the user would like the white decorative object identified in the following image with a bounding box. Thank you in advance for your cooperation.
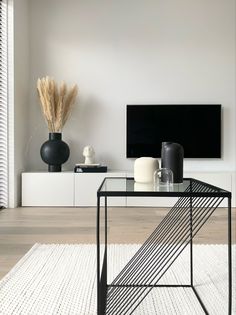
[83,145,95,164]
[134,157,159,183]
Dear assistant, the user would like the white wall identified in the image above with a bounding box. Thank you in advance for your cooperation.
[8,0,29,207]
[27,0,236,174]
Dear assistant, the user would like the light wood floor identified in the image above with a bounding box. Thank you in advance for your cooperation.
[0,206,235,279]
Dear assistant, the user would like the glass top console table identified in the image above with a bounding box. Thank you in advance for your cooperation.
[97,178,232,315]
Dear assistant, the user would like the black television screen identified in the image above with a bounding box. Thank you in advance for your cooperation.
[126,105,221,158]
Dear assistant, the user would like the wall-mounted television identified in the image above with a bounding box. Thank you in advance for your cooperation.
[126,104,221,158]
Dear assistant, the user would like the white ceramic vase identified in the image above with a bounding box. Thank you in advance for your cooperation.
[134,157,159,183]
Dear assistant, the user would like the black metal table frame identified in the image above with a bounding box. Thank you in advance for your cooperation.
[97,177,232,315]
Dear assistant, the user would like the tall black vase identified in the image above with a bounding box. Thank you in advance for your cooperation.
[161,142,184,183]
[40,133,70,172]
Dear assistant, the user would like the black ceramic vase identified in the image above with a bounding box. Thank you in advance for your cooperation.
[40,133,70,172]
[161,142,184,183]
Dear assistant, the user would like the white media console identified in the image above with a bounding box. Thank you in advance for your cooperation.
[21,171,234,207]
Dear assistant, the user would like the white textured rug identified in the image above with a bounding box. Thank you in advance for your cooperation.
[0,244,235,315]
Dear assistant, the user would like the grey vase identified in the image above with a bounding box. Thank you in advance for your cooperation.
[161,142,184,183]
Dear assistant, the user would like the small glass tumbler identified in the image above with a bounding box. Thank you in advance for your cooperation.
[154,168,174,188]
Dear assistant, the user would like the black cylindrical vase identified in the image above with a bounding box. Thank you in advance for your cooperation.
[40,133,70,172]
[161,142,184,183]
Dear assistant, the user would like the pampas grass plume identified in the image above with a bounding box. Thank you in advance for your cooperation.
[37,76,78,132]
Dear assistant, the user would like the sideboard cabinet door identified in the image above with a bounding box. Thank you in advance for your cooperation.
[22,173,74,206]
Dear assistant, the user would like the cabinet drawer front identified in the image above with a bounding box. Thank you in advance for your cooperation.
[22,173,74,206]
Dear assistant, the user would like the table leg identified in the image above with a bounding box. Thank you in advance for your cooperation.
[104,196,108,310]
[97,196,100,315]
[228,198,232,315]
[97,196,108,315]
[105,196,107,269]
[190,195,193,287]
[190,181,193,287]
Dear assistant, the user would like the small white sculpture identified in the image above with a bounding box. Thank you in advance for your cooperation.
[83,145,95,164]
[134,157,159,183]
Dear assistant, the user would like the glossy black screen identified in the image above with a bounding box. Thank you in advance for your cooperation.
[126,105,221,158]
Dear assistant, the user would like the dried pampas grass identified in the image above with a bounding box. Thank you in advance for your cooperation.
[37,76,78,132]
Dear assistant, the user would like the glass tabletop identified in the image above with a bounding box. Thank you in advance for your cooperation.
[98,177,230,197]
